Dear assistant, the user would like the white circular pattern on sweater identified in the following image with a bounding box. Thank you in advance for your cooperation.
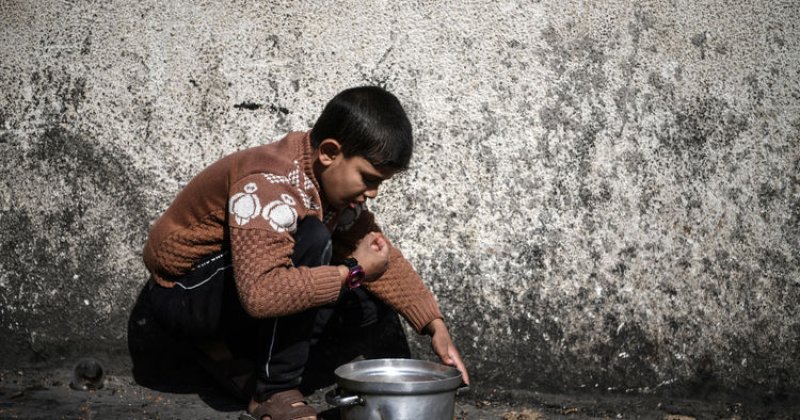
[262,199,298,233]
[229,182,262,226]
[281,193,296,206]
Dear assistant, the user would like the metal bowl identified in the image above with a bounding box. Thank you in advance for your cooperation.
[333,358,463,394]
[327,359,464,420]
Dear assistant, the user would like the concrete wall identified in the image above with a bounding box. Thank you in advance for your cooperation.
[1,0,798,398]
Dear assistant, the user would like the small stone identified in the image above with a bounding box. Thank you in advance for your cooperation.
[70,358,104,391]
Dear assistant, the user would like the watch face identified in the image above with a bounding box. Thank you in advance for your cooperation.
[343,257,359,270]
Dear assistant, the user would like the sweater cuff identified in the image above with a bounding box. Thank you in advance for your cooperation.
[308,265,343,307]
[403,298,444,334]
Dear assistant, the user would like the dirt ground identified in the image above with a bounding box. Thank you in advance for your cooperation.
[4,280,778,419]
[1,359,798,420]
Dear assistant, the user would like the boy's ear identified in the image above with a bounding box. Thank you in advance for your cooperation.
[317,138,343,167]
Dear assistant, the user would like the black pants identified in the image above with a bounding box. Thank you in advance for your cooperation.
[149,218,404,402]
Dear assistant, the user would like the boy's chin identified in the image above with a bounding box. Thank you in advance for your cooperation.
[334,202,358,210]
[326,200,348,211]
[324,195,359,210]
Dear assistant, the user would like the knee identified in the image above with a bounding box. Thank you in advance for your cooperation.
[292,217,332,267]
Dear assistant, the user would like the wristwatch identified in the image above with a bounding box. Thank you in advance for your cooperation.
[342,257,365,289]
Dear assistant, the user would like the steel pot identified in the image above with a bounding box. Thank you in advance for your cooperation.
[325,358,464,420]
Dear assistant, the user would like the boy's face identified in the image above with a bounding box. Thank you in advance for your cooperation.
[316,139,396,210]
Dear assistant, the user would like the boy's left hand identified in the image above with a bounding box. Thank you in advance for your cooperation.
[425,318,470,385]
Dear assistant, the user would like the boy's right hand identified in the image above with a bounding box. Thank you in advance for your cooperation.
[351,232,390,282]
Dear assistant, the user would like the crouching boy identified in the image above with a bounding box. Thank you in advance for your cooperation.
[142,86,469,419]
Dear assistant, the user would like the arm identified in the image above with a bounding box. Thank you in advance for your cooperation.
[331,205,443,333]
[228,174,345,318]
[424,318,471,385]
[230,226,343,317]
[332,205,469,384]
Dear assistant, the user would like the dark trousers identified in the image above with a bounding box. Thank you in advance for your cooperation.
[148,218,405,402]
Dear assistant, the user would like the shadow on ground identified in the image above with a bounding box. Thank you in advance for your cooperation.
[126,282,247,412]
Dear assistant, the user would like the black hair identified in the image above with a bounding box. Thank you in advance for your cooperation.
[310,86,413,170]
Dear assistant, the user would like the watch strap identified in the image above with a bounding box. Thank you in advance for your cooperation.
[342,257,365,289]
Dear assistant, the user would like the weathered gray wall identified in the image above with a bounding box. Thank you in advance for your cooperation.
[1,0,798,398]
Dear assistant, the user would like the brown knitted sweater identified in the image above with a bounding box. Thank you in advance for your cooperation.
[142,131,442,333]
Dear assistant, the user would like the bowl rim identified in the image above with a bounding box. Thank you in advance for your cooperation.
[333,358,464,395]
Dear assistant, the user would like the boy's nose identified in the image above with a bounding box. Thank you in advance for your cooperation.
[364,188,378,199]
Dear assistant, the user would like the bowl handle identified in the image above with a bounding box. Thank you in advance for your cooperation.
[325,389,364,408]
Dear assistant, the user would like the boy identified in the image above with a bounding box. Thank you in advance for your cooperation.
[143,86,469,419]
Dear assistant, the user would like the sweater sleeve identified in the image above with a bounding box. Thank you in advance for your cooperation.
[332,205,443,334]
[229,174,342,318]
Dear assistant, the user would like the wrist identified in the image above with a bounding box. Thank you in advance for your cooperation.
[341,257,365,289]
[337,265,349,286]
[424,318,447,336]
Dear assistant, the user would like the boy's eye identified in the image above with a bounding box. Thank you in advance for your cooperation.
[363,175,381,187]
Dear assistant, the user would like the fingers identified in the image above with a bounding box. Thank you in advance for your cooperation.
[433,341,453,365]
[369,232,388,252]
[449,348,470,385]
[429,321,470,385]
[352,232,390,281]
[432,333,456,367]
[440,345,470,385]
